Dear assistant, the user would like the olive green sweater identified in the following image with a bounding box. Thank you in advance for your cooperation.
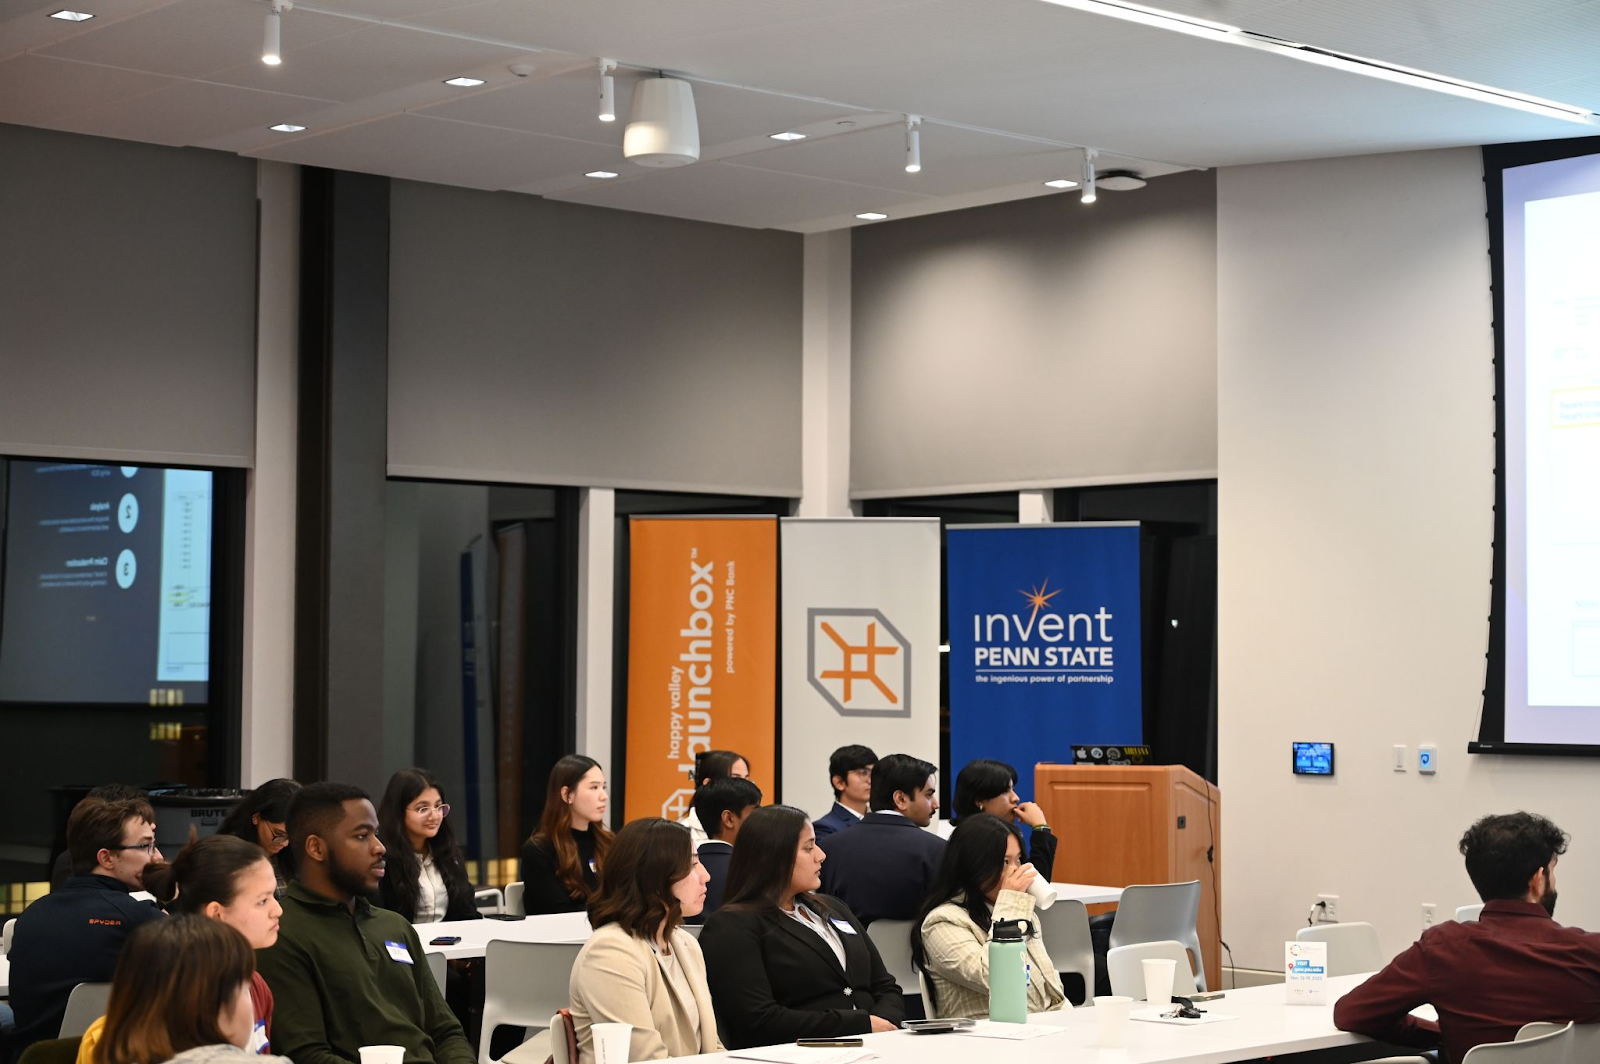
[255,882,474,1064]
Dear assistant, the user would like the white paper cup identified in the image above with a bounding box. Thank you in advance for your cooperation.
[1142,958,1177,1006]
[358,1047,404,1064]
[591,1022,633,1064]
[1025,876,1058,910]
[1094,995,1134,1048]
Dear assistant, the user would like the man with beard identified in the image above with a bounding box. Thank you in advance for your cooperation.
[1335,812,1600,1062]
[256,783,474,1064]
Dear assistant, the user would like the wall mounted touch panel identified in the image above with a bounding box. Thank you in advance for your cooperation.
[850,169,1218,497]
[388,180,804,495]
[0,124,258,466]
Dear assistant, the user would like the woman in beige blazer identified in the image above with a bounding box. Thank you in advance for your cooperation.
[911,813,1068,1019]
[570,818,724,1062]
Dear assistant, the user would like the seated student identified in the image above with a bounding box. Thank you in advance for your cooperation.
[78,835,285,1064]
[680,751,751,847]
[816,753,944,926]
[95,916,294,1064]
[376,768,480,923]
[685,777,762,924]
[8,797,166,1054]
[913,814,1069,1017]
[520,755,612,914]
[1335,812,1600,1063]
[255,783,475,1064]
[569,818,723,1062]
[946,760,1056,881]
[218,779,302,894]
[699,805,904,1048]
[49,785,149,891]
[812,746,875,841]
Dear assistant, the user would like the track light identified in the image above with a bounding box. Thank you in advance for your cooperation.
[904,115,921,173]
[1082,149,1097,204]
[262,0,289,65]
[598,59,615,122]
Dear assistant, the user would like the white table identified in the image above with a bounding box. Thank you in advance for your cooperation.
[416,885,1121,960]
[419,912,590,960]
[672,973,1396,1064]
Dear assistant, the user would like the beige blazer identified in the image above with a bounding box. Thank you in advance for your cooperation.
[569,922,724,1062]
[919,889,1067,1019]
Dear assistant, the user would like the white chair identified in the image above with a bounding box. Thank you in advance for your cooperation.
[1108,881,1207,991]
[1466,1022,1574,1064]
[1296,922,1383,975]
[681,922,703,938]
[59,982,113,1038]
[1106,940,1197,999]
[2,917,14,954]
[504,882,526,917]
[1037,899,1094,1005]
[474,887,505,915]
[916,968,940,1019]
[1519,1020,1600,1059]
[478,940,583,1064]
[427,950,448,994]
[1457,903,1485,922]
[548,1011,574,1064]
[865,919,920,1008]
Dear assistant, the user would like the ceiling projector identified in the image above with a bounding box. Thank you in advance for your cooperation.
[624,77,700,167]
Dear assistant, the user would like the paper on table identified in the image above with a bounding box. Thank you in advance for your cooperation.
[726,1047,873,1064]
[1130,1008,1237,1026]
[953,1021,1065,1040]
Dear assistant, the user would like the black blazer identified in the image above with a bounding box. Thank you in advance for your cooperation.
[816,812,944,926]
[699,894,905,1048]
[686,840,733,925]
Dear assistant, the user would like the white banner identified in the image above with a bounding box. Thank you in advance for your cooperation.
[780,518,941,820]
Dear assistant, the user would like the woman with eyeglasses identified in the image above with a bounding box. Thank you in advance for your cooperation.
[217,779,302,893]
[375,768,481,923]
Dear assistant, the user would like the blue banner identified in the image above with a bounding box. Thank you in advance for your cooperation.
[946,524,1143,803]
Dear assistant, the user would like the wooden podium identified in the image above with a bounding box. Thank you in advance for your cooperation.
[1034,763,1221,991]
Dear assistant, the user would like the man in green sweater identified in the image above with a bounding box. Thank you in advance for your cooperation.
[256,782,475,1064]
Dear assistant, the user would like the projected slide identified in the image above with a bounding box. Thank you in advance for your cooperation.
[1504,151,1600,745]
[0,462,212,704]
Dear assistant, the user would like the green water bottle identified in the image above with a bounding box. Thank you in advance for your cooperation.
[988,918,1032,1023]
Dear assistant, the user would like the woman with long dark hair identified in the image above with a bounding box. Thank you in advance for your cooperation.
[680,750,749,846]
[911,813,1068,1016]
[947,759,1056,881]
[568,818,722,1061]
[698,806,903,1048]
[217,779,301,892]
[375,768,480,923]
[520,755,613,914]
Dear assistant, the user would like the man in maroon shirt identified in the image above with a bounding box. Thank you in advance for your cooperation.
[1334,812,1600,1063]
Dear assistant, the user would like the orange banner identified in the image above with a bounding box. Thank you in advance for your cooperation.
[624,517,777,824]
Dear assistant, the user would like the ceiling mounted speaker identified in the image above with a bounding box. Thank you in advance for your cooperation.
[1097,169,1148,191]
[624,77,700,167]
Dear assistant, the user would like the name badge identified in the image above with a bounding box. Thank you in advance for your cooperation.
[385,940,414,964]
[830,918,858,936]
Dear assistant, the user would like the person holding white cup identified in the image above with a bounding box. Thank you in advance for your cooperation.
[912,814,1072,1016]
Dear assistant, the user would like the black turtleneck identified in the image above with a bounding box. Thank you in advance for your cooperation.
[519,826,599,914]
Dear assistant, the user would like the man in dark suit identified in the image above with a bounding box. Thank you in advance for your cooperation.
[817,753,943,926]
[687,776,762,924]
[812,745,876,840]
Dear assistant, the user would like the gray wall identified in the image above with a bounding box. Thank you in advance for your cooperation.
[850,169,1218,497]
[0,124,258,467]
[387,182,805,496]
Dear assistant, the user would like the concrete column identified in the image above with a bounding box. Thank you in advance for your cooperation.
[1019,489,1055,524]
[575,487,615,762]
[798,230,853,517]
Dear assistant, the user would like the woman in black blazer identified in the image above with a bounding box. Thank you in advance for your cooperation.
[699,805,905,1049]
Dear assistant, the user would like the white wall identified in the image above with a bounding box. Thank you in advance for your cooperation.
[1218,146,1600,971]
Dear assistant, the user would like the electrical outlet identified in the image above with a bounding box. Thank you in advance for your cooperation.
[1421,902,1438,930]
[1393,744,1408,771]
[1318,894,1339,922]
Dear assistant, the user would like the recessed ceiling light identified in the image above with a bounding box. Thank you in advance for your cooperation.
[769,131,807,141]
[49,9,93,19]
[585,170,619,179]
[443,77,485,87]
[268,123,306,133]
[855,212,889,221]
[1044,179,1079,189]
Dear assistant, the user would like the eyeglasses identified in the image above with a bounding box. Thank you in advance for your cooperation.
[268,829,289,843]
[109,841,158,856]
[413,804,451,819]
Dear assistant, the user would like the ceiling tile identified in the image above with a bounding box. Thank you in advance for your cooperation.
[68,77,331,145]
[0,52,174,128]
